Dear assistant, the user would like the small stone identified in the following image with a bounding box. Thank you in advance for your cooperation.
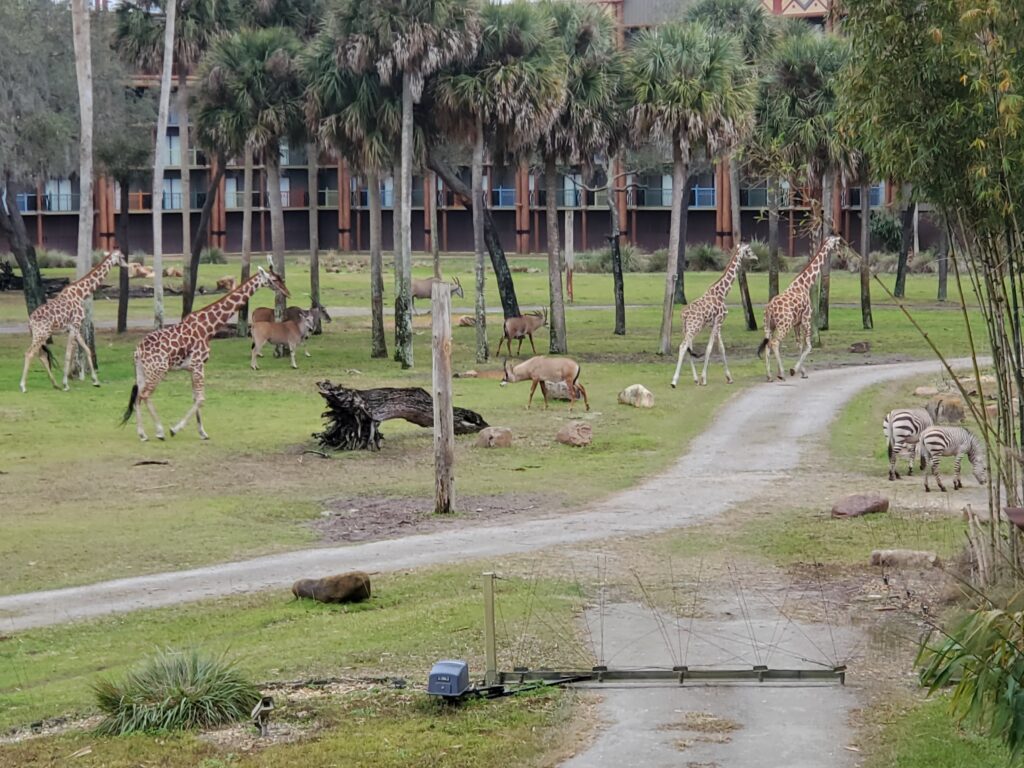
[475,426,513,448]
[831,492,889,518]
[870,549,941,568]
[456,370,479,379]
[914,386,939,397]
[292,571,371,604]
[457,315,476,327]
[556,421,592,447]
[618,384,655,408]
[527,267,541,274]
[848,341,871,354]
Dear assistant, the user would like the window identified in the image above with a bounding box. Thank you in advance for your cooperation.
[163,177,182,210]
[45,178,75,212]
[162,133,181,167]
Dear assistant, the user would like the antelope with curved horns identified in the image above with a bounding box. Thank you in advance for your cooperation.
[501,355,590,412]
[496,309,547,357]
[411,275,463,314]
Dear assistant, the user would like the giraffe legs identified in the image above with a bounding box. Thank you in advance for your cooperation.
[771,341,785,382]
[171,363,207,439]
[699,330,717,386]
[713,327,733,384]
[670,334,695,388]
[71,330,100,387]
[61,334,76,391]
[21,338,59,392]
[790,322,812,379]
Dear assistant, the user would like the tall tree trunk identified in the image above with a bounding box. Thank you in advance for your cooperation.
[564,208,574,304]
[729,159,756,330]
[859,180,873,330]
[544,155,567,354]
[767,175,780,298]
[71,0,95,372]
[178,70,192,307]
[817,169,833,331]
[472,113,487,363]
[661,142,689,355]
[151,0,176,328]
[392,157,403,356]
[307,142,322,333]
[117,175,131,333]
[430,170,441,280]
[608,160,625,335]
[427,151,519,318]
[394,74,414,369]
[936,212,949,302]
[266,145,287,319]
[183,159,225,317]
[673,173,694,305]
[0,180,45,313]
[237,146,253,337]
[368,169,387,358]
[894,184,914,298]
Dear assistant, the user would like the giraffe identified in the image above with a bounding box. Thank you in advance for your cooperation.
[122,264,289,441]
[20,250,128,393]
[671,243,759,388]
[756,235,843,381]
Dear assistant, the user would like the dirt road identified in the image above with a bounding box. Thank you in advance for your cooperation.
[0,358,967,632]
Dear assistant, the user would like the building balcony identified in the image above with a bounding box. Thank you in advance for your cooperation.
[627,186,716,209]
[320,189,339,207]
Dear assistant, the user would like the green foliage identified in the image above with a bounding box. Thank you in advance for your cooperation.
[33,249,75,269]
[917,596,1024,758]
[745,238,771,272]
[687,242,726,271]
[92,649,259,735]
[870,211,902,253]
[199,247,227,265]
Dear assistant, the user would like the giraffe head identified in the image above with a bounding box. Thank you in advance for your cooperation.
[736,243,758,266]
[108,250,129,268]
[256,265,290,299]
[822,235,843,256]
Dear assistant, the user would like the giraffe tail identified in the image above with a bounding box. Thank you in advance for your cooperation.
[121,384,139,426]
[41,344,54,368]
[756,338,769,359]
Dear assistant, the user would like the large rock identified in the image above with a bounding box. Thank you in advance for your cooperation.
[475,427,513,448]
[556,421,592,447]
[848,341,871,354]
[292,571,372,604]
[927,394,965,424]
[870,549,941,568]
[831,492,889,518]
[618,384,655,408]
[545,380,585,401]
[913,385,939,397]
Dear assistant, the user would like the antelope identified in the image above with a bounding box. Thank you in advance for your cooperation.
[411,275,463,314]
[250,308,320,370]
[501,355,590,412]
[251,301,331,358]
[496,309,547,357]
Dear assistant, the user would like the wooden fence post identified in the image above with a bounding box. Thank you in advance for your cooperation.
[432,281,455,514]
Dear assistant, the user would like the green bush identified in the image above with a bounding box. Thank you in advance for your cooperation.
[575,242,641,274]
[911,248,937,274]
[746,239,772,272]
[33,248,75,269]
[687,242,726,271]
[872,250,899,273]
[200,247,227,265]
[640,248,668,273]
[870,211,903,253]
[130,253,147,265]
[92,649,260,735]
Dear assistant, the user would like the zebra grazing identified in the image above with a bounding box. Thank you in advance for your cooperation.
[883,408,933,480]
[919,426,988,492]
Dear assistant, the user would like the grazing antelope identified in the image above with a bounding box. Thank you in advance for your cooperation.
[919,425,988,492]
[496,309,547,357]
[883,408,933,480]
[411,275,463,314]
[251,302,331,357]
[501,356,590,412]
[251,308,320,369]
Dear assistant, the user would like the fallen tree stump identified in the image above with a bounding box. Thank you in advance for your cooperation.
[314,380,488,451]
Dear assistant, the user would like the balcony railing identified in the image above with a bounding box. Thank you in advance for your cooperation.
[16,193,38,213]
[278,189,308,208]
[490,188,516,207]
[353,188,395,209]
[43,193,80,212]
[162,192,183,210]
[320,189,339,207]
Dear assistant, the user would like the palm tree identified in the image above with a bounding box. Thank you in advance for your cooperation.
[538,0,621,353]
[323,0,480,369]
[434,0,567,362]
[686,0,773,332]
[304,27,401,358]
[116,0,234,319]
[759,26,848,330]
[193,26,306,322]
[624,22,752,356]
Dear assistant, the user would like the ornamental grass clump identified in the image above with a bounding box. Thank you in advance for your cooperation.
[92,649,260,735]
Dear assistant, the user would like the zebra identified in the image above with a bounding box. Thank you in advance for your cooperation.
[919,426,988,492]
[882,408,933,480]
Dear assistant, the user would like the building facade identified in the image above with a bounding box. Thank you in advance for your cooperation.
[7,0,914,261]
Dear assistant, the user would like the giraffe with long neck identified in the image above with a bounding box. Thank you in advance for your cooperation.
[757,235,843,381]
[671,244,758,387]
[122,265,289,441]
[20,250,128,393]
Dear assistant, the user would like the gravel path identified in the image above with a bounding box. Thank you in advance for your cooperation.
[0,357,967,632]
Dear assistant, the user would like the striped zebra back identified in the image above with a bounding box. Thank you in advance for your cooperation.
[883,408,932,447]
[920,425,983,459]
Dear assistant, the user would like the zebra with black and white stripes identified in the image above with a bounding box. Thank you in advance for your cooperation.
[919,426,988,492]
[883,408,933,480]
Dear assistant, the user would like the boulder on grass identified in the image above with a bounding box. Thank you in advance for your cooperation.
[292,571,371,604]
[848,341,871,354]
[556,421,592,447]
[618,384,655,408]
[475,427,513,448]
[870,549,941,569]
[913,386,939,397]
[831,492,889,518]
[927,395,965,424]
[545,380,585,401]
[458,315,476,327]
